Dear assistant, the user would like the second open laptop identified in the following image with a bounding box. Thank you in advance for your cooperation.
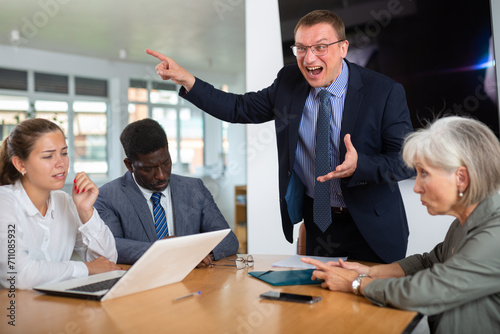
[33,229,230,301]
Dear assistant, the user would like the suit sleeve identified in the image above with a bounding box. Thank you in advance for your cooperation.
[347,82,414,187]
[94,191,152,265]
[364,219,500,315]
[195,179,239,260]
[181,73,283,124]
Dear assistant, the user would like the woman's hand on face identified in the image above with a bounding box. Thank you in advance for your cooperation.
[72,172,99,223]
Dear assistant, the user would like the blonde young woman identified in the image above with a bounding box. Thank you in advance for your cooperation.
[303,116,500,333]
[0,118,119,289]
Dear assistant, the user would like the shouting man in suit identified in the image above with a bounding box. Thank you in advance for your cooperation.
[95,118,238,265]
[145,10,414,263]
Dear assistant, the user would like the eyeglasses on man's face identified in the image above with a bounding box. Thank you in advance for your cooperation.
[290,40,345,57]
[216,255,254,269]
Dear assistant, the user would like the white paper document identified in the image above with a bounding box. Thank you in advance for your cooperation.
[272,255,348,269]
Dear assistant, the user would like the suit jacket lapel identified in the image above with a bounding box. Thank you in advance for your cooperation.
[121,171,157,241]
[340,61,363,160]
[169,175,185,235]
[288,77,310,167]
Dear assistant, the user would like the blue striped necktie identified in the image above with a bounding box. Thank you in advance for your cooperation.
[314,89,332,232]
[151,192,168,239]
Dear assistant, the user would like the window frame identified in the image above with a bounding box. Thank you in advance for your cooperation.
[0,69,110,182]
[128,80,206,176]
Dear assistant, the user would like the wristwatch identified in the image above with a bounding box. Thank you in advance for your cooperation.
[352,274,370,295]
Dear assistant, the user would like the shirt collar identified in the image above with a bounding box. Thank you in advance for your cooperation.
[132,173,170,201]
[14,180,55,218]
[312,58,349,99]
[463,192,500,231]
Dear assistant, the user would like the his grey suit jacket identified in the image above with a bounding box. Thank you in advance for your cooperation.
[94,171,239,264]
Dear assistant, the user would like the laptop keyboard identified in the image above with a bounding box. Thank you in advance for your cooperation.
[67,277,121,293]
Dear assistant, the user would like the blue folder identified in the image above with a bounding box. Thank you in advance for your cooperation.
[248,269,322,286]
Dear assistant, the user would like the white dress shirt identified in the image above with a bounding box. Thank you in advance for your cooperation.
[132,174,175,236]
[0,181,118,289]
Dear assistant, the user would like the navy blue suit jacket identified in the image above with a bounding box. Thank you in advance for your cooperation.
[94,172,239,264]
[183,60,414,263]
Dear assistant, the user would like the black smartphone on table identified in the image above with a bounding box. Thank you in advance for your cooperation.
[259,291,322,304]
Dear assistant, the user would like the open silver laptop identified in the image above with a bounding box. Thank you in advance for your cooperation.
[34,229,230,301]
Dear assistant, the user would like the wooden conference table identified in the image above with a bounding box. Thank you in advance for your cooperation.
[1,255,419,334]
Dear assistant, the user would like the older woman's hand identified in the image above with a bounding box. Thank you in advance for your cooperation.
[322,259,370,274]
[335,258,371,275]
[302,257,358,292]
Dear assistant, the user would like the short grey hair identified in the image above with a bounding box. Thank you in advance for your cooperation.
[402,116,500,206]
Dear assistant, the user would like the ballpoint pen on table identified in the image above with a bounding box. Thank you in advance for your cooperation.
[174,291,201,302]
[256,270,273,278]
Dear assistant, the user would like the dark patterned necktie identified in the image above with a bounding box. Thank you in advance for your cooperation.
[313,90,332,232]
[151,192,168,239]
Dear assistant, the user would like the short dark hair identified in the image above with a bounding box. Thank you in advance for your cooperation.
[294,9,346,41]
[120,118,168,162]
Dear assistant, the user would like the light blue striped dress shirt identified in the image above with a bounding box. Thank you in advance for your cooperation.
[293,59,349,208]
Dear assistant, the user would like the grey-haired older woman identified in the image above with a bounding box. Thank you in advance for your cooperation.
[302,116,500,333]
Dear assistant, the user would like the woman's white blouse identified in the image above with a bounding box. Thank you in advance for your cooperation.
[0,181,117,289]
